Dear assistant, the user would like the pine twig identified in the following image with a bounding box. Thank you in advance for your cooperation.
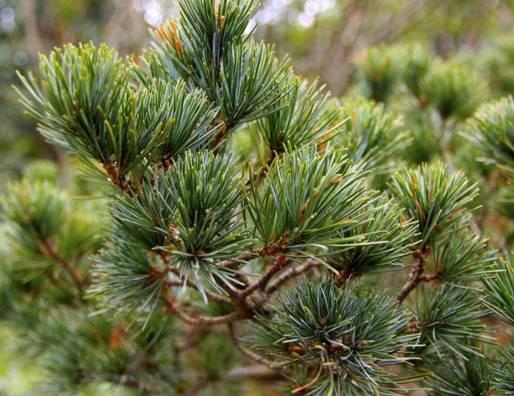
[238,256,289,299]
[228,323,276,366]
[265,259,319,294]
[40,239,85,296]
[219,251,260,269]
[397,246,430,304]
[419,273,440,282]
[162,293,241,325]
[335,268,361,286]
[212,119,231,152]
[219,240,289,270]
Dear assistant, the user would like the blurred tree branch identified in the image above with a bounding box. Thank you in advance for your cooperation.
[313,0,442,94]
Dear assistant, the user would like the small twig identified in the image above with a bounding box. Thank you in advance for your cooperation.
[212,119,231,152]
[238,256,289,299]
[219,251,260,269]
[406,318,419,334]
[162,293,240,325]
[266,259,319,294]
[102,158,134,196]
[419,273,439,282]
[335,268,361,286]
[40,239,85,295]
[219,241,289,270]
[228,323,275,366]
[397,246,430,304]
[249,150,278,186]
[183,239,292,299]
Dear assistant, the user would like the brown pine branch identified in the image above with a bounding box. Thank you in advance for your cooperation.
[219,251,261,269]
[335,268,361,286]
[219,239,290,270]
[212,119,232,152]
[237,256,290,299]
[39,238,85,296]
[396,246,430,304]
[265,259,319,294]
[102,158,134,196]
[162,293,241,325]
[228,323,276,366]
[419,273,440,282]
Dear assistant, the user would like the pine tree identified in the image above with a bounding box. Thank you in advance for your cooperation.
[2,0,513,394]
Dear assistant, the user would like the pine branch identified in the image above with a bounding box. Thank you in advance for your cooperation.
[39,238,86,296]
[397,246,430,304]
[334,268,359,286]
[219,251,261,269]
[265,259,319,294]
[251,280,419,395]
[228,323,276,366]
[419,273,440,282]
[102,158,134,195]
[237,256,289,299]
[247,146,369,254]
[162,292,241,325]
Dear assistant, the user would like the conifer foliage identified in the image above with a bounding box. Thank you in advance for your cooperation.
[2,0,513,394]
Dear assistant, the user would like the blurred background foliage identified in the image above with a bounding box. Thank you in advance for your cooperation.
[1,0,514,394]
